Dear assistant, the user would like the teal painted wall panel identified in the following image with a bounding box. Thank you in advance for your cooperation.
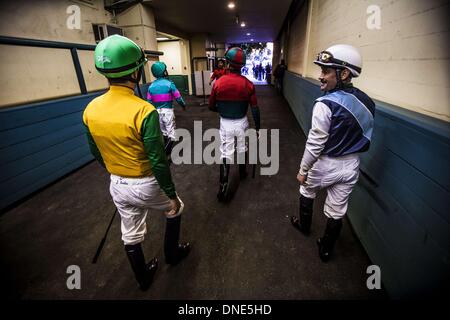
[363,139,449,225]
[0,123,85,165]
[369,106,450,194]
[283,71,450,298]
[0,112,83,149]
[283,74,319,134]
[0,93,95,130]
[0,152,93,210]
[168,75,189,95]
[350,183,448,297]
[0,92,103,210]
[0,134,86,181]
[360,150,449,248]
[0,143,89,192]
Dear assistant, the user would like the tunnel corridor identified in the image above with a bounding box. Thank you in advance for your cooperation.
[0,86,386,300]
[0,0,448,308]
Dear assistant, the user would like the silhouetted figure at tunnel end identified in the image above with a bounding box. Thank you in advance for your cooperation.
[273,59,287,94]
[265,63,272,84]
[290,44,375,263]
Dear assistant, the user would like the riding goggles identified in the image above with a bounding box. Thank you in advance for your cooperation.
[316,51,361,73]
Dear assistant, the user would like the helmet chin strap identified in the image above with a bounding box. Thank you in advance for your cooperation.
[335,69,343,90]
[333,68,352,91]
[128,66,144,99]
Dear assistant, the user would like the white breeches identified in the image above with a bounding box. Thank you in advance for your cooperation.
[109,174,183,245]
[300,154,360,219]
[219,116,249,162]
[157,108,177,140]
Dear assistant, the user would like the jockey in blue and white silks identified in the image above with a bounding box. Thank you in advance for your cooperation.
[291,44,376,263]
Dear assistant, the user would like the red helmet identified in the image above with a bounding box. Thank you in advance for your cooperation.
[225,47,246,68]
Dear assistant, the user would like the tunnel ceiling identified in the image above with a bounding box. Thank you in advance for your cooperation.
[145,0,293,43]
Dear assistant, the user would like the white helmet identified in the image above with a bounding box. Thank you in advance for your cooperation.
[314,44,362,77]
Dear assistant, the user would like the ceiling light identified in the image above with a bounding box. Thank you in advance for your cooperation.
[240,22,246,27]
[227,2,235,9]
[250,39,254,41]
[246,33,251,36]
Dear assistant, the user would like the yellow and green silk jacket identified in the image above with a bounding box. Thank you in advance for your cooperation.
[83,85,176,199]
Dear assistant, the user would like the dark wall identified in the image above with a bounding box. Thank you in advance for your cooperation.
[283,71,450,298]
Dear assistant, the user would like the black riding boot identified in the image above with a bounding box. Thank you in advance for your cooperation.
[238,152,248,180]
[217,159,230,201]
[165,140,174,156]
[124,243,158,291]
[164,215,191,265]
[317,218,343,262]
[164,138,174,164]
[163,135,169,149]
[290,195,314,235]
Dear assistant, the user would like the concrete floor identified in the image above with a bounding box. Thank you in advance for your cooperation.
[0,85,387,300]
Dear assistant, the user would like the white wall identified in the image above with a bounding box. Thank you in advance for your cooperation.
[157,39,193,94]
[116,3,158,83]
[179,39,193,94]
[284,0,450,122]
[190,34,208,71]
[0,1,161,107]
[116,3,157,51]
[0,0,114,107]
[0,0,112,44]
[287,1,309,75]
[158,41,183,74]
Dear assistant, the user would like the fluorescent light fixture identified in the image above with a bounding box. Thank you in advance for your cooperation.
[156,37,169,41]
[246,33,251,36]
[228,2,235,9]
[240,22,246,27]
[250,39,254,41]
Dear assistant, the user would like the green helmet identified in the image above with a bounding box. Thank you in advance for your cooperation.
[94,34,147,78]
[151,61,168,78]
